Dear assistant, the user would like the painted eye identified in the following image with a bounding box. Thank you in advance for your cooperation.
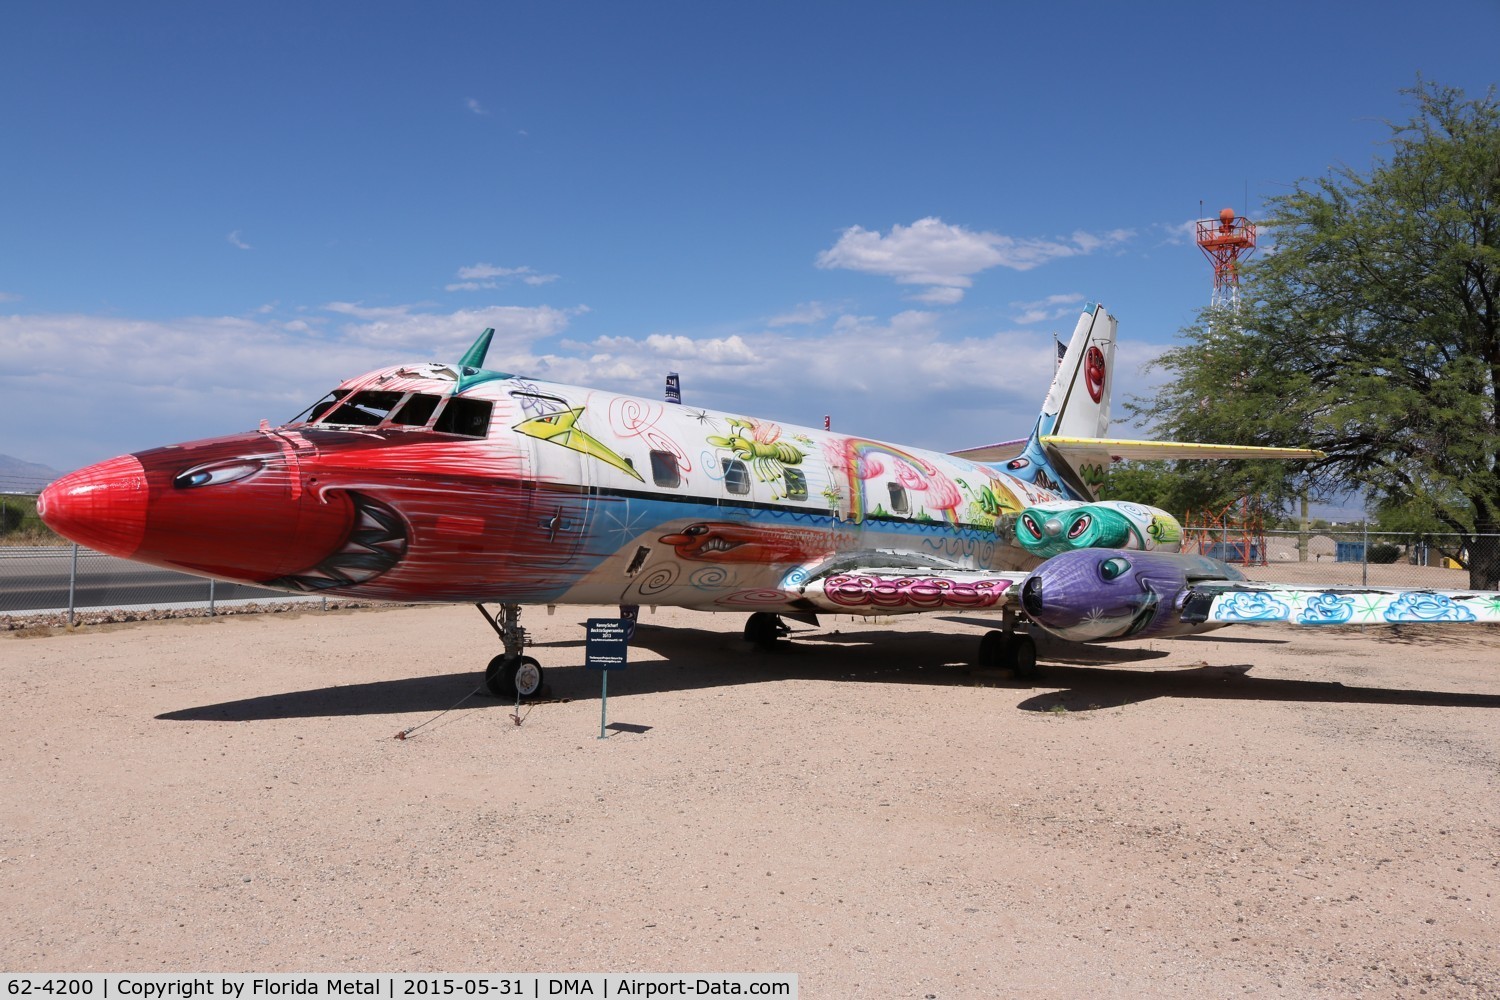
[1021,514,1041,538]
[173,460,262,489]
[1007,458,1030,470]
[1100,556,1131,581]
[683,524,709,537]
[1067,514,1093,539]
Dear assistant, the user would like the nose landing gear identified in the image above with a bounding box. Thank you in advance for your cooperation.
[477,602,546,699]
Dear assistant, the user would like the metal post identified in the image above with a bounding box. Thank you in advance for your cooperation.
[208,578,216,616]
[67,543,79,626]
[599,670,609,740]
[1362,519,1369,587]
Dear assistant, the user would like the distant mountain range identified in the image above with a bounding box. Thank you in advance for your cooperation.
[0,454,67,493]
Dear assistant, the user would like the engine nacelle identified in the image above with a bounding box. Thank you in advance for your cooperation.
[1020,548,1244,642]
[1014,500,1182,558]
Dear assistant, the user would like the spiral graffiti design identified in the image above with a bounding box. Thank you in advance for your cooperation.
[689,565,733,590]
[635,563,680,597]
[608,396,693,472]
[715,589,792,607]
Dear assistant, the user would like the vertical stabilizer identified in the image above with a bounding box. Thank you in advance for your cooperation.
[1005,304,1116,499]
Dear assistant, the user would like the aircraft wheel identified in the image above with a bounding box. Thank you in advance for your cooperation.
[486,654,545,700]
[977,629,1009,669]
[744,612,788,650]
[1011,634,1040,680]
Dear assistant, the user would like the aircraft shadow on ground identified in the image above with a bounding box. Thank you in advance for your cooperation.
[155,622,1500,723]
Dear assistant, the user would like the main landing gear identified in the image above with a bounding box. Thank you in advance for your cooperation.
[744,611,791,650]
[477,602,544,700]
[977,609,1040,681]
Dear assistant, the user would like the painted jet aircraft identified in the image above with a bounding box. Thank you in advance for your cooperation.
[38,304,1500,699]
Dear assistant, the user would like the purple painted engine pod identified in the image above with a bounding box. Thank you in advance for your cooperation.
[1021,549,1245,642]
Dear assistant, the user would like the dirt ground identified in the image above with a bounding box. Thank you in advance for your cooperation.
[3,603,1498,998]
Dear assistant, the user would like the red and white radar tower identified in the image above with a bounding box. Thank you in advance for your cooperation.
[1196,207,1257,311]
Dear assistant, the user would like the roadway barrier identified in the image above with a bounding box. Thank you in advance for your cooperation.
[0,544,313,621]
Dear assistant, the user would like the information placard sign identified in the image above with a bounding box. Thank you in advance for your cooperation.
[585,618,629,670]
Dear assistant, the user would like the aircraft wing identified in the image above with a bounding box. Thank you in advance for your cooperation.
[794,567,1030,615]
[1181,582,1500,626]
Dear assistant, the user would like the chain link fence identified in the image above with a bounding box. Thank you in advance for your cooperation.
[1186,528,1500,589]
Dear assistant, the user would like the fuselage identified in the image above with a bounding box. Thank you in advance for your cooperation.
[40,361,1068,612]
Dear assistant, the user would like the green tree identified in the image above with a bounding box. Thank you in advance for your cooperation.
[1132,81,1500,587]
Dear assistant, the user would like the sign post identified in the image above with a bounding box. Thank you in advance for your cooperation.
[585,618,630,739]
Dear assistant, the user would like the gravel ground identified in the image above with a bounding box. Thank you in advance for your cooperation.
[3,603,1498,998]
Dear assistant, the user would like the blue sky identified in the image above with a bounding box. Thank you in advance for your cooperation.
[4,1,1498,478]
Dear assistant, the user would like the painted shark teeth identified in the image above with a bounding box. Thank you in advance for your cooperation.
[268,493,408,592]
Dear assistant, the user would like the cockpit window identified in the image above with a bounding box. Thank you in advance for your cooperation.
[295,387,489,437]
[324,390,404,426]
[391,393,441,426]
[434,397,493,437]
[305,389,351,423]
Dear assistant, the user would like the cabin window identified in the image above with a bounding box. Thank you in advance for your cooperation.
[434,397,493,437]
[324,390,404,427]
[887,483,909,514]
[650,450,681,488]
[785,468,808,500]
[721,458,750,495]
[391,392,441,427]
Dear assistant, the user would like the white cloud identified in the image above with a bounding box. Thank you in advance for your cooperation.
[0,300,594,469]
[334,304,585,352]
[0,293,1158,475]
[585,333,757,365]
[322,301,416,321]
[0,292,20,303]
[767,302,828,327]
[1069,228,1134,253]
[910,286,965,306]
[227,230,252,251]
[466,97,487,115]
[1156,219,1200,245]
[816,217,1134,303]
[1011,292,1086,325]
[448,263,560,291]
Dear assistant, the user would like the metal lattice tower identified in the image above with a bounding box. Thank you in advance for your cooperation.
[1196,208,1257,312]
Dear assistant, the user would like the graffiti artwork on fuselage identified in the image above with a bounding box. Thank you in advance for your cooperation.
[658,521,832,564]
[819,437,970,526]
[706,418,807,499]
[513,406,643,482]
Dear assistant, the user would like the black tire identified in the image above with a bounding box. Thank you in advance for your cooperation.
[485,653,545,700]
[976,629,1010,669]
[744,612,787,649]
[1011,634,1040,680]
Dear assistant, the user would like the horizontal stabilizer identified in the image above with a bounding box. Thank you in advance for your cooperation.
[1042,436,1326,462]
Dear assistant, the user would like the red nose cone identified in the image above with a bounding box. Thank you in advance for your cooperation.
[38,455,149,557]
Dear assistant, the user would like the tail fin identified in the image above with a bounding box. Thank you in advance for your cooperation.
[1034,304,1117,498]
[951,303,1324,499]
[950,304,1117,499]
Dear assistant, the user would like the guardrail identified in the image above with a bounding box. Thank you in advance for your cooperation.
[0,544,317,622]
